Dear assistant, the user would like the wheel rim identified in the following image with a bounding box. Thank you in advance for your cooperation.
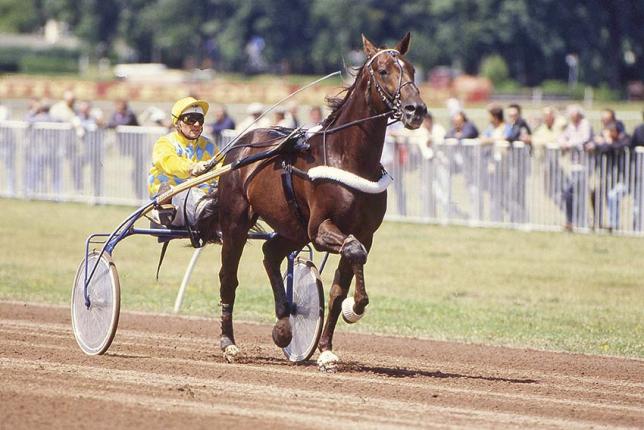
[71,251,120,355]
[283,260,324,362]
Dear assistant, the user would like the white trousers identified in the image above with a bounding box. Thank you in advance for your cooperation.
[170,188,206,227]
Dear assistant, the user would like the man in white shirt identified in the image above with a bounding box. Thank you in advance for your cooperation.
[558,104,594,231]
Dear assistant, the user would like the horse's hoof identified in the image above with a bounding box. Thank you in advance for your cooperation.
[317,350,339,373]
[341,297,365,324]
[272,317,292,348]
[223,344,240,363]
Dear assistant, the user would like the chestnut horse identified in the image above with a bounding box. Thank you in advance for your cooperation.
[214,33,426,371]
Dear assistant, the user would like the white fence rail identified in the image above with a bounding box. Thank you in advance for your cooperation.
[1,121,642,235]
[384,136,644,234]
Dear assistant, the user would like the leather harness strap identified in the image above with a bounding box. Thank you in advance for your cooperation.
[281,158,309,230]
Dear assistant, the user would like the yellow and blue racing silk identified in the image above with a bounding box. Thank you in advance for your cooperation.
[147,130,220,197]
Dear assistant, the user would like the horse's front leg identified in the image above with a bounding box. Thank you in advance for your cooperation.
[311,219,370,372]
[218,221,249,363]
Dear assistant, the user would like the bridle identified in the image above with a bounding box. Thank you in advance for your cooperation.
[365,48,418,121]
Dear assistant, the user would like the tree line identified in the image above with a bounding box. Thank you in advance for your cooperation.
[1,0,642,89]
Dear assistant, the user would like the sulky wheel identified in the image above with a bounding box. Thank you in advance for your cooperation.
[282,259,324,362]
[71,250,121,355]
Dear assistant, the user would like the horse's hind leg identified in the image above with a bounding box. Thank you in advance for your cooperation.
[218,214,250,362]
[262,235,301,348]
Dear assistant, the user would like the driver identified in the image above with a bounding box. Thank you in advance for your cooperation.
[147,96,221,227]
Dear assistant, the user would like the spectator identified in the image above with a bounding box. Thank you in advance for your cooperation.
[75,101,104,199]
[24,99,61,196]
[408,112,446,159]
[273,106,292,128]
[599,108,625,137]
[593,122,630,232]
[51,91,85,193]
[413,113,449,218]
[307,105,323,126]
[632,112,644,149]
[49,90,76,122]
[559,104,594,150]
[273,104,298,128]
[558,104,594,231]
[503,103,531,223]
[25,98,52,123]
[532,106,566,158]
[504,103,531,145]
[630,112,644,231]
[209,104,235,144]
[445,110,479,140]
[108,99,142,198]
[532,106,567,205]
[445,110,480,220]
[480,104,506,144]
[107,99,139,128]
[139,106,170,128]
[235,102,270,133]
[479,104,507,221]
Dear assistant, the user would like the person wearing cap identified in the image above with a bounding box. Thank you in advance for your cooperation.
[235,102,270,133]
[147,96,221,227]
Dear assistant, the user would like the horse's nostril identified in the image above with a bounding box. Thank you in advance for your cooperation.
[404,103,427,117]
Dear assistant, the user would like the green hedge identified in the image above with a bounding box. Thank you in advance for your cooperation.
[0,46,79,74]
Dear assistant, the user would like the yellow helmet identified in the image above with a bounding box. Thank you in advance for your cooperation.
[171,97,209,124]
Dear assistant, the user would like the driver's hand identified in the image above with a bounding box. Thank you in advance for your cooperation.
[190,161,209,176]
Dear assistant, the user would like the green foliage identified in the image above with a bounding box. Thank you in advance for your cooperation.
[479,55,509,86]
[0,0,39,32]
[494,79,521,92]
[0,46,80,74]
[0,0,642,90]
[593,84,623,102]
[0,47,25,71]
[1,199,643,358]
[19,55,78,74]
[540,80,585,99]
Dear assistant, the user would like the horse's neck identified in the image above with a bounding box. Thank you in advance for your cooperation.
[324,79,388,179]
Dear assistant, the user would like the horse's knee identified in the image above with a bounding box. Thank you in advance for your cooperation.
[340,235,367,265]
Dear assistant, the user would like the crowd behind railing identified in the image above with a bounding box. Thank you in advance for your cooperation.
[0,91,643,235]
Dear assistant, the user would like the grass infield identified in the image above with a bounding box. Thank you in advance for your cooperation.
[1,199,642,358]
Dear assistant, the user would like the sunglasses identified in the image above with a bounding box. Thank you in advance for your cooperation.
[180,113,204,125]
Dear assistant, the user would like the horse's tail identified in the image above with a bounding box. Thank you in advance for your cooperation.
[195,189,222,244]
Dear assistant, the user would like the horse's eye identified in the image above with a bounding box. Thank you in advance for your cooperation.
[379,69,388,77]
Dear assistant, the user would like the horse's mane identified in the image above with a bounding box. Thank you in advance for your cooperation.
[321,64,367,128]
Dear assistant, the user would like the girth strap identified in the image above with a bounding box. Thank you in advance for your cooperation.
[281,160,309,229]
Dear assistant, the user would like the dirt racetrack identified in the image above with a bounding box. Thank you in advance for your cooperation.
[1,301,642,429]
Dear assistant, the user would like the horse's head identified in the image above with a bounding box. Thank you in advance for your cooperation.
[362,33,427,129]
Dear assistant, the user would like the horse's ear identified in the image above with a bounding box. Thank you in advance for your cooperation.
[362,34,378,58]
[395,32,411,55]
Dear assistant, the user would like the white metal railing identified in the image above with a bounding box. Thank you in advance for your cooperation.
[383,135,644,234]
[1,120,643,235]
